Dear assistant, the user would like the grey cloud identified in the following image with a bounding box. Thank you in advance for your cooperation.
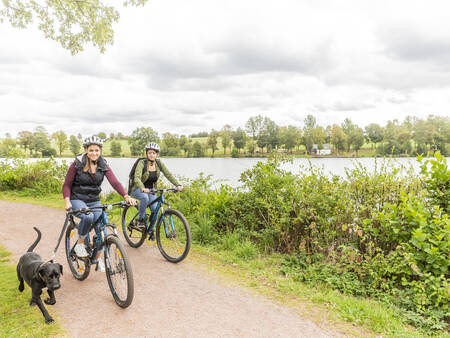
[126,34,333,89]
[381,28,450,69]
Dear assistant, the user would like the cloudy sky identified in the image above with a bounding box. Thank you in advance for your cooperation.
[0,0,449,138]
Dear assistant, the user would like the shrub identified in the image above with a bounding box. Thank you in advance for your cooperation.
[0,158,68,194]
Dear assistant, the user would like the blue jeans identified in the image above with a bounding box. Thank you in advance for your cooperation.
[71,200,102,239]
[131,188,158,229]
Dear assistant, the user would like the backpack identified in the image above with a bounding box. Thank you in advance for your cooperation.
[127,158,161,194]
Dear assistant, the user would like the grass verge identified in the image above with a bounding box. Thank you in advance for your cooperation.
[0,245,65,337]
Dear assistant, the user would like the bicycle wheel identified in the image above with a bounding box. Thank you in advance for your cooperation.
[156,209,191,263]
[65,220,91,281]
[121,205,146,248]
[104,235,134,308]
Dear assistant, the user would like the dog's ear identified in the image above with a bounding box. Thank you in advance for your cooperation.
[58,264,63,275]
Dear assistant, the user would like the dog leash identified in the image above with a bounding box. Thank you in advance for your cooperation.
[50,215,70,261]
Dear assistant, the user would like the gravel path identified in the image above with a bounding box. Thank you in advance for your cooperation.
[0,201,338,337]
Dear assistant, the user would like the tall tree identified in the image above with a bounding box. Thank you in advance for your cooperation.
[341,118,356,152]
[280,125,298,153]
[110,141,122,157]
[52,131,68,156]
[128,127,159,156]
[0,0,149,54]
[302,114,317,154]
[220,125,233,154]
[17,130,33,153]
[69,135,81,156]
[349,127,365,156]
[192,141,204,157]
[330,125,346,154]
[365,123,383,151]
[31,126,52,157]
[232,128,247,153]
[245,115,264,140]
[206,130,219,156]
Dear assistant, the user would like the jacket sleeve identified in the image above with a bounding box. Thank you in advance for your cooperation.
[159,160,180,187]
[62,162,76,199]
[133,160,145,191]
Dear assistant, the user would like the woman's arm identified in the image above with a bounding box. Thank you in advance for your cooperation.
[62,162,76,209]
[133,160,146,191]
[105,166,137,205]
[159,160,180,187]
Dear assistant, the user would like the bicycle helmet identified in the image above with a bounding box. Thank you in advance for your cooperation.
[83,136,104,148]
[145,142,160,153]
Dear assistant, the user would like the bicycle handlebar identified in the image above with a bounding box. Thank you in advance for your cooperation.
[148,187,179,194]
[66,201,129,215]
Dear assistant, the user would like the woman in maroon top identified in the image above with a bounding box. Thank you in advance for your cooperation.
[62,136,136,272]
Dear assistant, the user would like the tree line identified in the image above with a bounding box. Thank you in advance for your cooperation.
[1,114,449,158]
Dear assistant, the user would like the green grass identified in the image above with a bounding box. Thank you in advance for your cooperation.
[0,245,65,337]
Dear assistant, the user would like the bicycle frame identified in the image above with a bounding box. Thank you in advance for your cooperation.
[65,205,120,266]
[130,189,177,237]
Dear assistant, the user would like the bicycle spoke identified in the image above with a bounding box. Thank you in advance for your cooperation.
[107,243,129,301]
[157,209,190,263]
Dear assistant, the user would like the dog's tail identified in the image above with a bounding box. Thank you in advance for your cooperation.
[27,227,42,253]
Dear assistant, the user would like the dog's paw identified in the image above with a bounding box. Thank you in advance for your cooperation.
[18,284,24,292]
[29,300,36,306]
[44,298,56,305]
[45,317,55,324]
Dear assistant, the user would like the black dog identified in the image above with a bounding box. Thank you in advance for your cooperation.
[17,227,63,324]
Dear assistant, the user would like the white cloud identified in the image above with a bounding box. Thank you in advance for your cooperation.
[0,0,449,138]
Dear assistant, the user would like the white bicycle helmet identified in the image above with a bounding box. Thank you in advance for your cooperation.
[83,136,104,148]
[145,142,160,153]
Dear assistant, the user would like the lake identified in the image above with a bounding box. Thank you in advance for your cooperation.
[43,156,437,193]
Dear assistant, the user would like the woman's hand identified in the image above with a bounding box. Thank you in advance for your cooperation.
[142,188,151,193]
[65,199,72,210]
[176,185,184,192]
[125,195,137,206]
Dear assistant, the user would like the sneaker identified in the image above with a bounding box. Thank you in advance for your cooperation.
[97,260,105,273]
[148,230,155,241]
[135,218,146,230]
[74,243,89,257]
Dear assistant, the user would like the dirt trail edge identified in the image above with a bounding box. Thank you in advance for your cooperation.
[0,201,337,337]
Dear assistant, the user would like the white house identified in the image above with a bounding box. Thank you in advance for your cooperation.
[311,144,332,155]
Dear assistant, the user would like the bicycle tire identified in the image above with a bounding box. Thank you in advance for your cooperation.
[65,220,91,281]
[156,208,191,263]
[104,235,134,308]
[121,205,146,248]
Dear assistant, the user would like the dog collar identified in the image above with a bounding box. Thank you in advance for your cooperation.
[37,261,50,280]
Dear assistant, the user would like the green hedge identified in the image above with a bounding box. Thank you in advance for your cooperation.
[171,153,449,331]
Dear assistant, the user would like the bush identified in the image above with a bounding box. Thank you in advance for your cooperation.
[0,158,68,194]
[170,154,449,331]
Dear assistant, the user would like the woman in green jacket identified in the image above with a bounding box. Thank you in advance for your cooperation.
[130,142,183,239]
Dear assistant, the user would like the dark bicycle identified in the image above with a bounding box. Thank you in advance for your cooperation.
[122,188,191,263]
[64,201,134,308]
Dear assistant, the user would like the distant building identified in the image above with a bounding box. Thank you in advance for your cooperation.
[311,144,331,155]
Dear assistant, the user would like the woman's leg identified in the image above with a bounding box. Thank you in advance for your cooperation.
[70,199,93,241]
[148,193,158,231]
[132,188,149,221]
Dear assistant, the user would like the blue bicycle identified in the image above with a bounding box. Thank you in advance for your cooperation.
[64,202,134,308]
[121,188,191,263]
